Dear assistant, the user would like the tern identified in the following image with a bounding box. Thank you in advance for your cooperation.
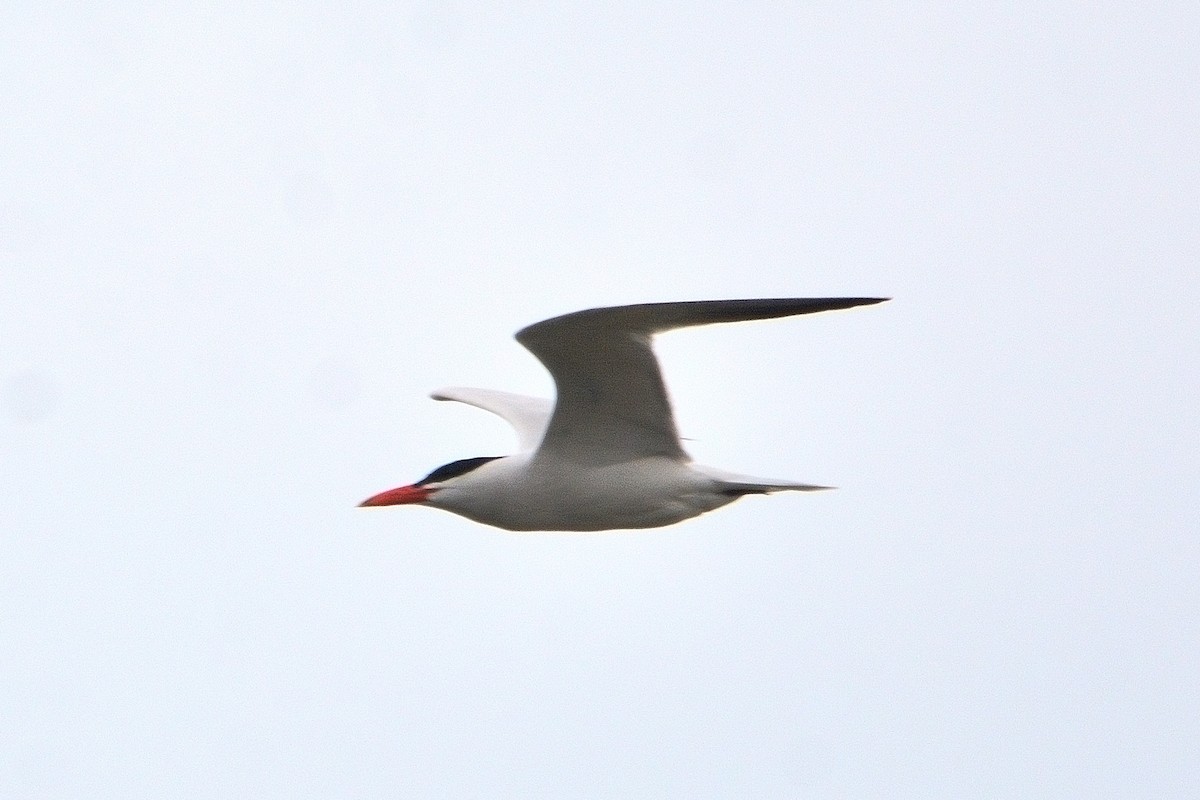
[360,297,887,531]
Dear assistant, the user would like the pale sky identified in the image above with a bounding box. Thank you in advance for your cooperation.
[3,2,1198,797]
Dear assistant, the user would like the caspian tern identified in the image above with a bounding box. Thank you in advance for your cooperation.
[360,297,887,531]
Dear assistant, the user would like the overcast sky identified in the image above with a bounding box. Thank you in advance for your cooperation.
[3,2,1198,797]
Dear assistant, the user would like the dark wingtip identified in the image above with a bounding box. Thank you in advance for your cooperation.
[818,297,890,312]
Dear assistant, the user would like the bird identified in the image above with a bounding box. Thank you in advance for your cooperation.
[359,297,887,531]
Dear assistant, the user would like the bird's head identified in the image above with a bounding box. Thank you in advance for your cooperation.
[358,456,502,508]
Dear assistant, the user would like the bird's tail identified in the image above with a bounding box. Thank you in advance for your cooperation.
[694,465,834,495]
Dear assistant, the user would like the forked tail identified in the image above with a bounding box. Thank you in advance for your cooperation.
[694,465,834,495]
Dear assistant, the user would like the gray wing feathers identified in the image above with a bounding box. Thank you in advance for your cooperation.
[523,298,888,336]
[430,387,553,452]
[515,297,887,466]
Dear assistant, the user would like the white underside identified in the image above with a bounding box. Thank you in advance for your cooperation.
[424,454,824,532]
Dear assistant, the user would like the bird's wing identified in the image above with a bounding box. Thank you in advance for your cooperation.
[430,387,553,452]
[515,297,888,466]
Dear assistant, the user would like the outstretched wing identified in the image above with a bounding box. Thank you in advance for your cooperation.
[431,386,553,452]
[515,297,888,466]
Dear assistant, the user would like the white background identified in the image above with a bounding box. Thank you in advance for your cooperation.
[3,2,1198,796]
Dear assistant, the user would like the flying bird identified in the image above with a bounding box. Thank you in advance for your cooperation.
[360,297,887,531]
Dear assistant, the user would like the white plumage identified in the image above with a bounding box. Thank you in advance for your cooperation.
[360,297,887,531]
